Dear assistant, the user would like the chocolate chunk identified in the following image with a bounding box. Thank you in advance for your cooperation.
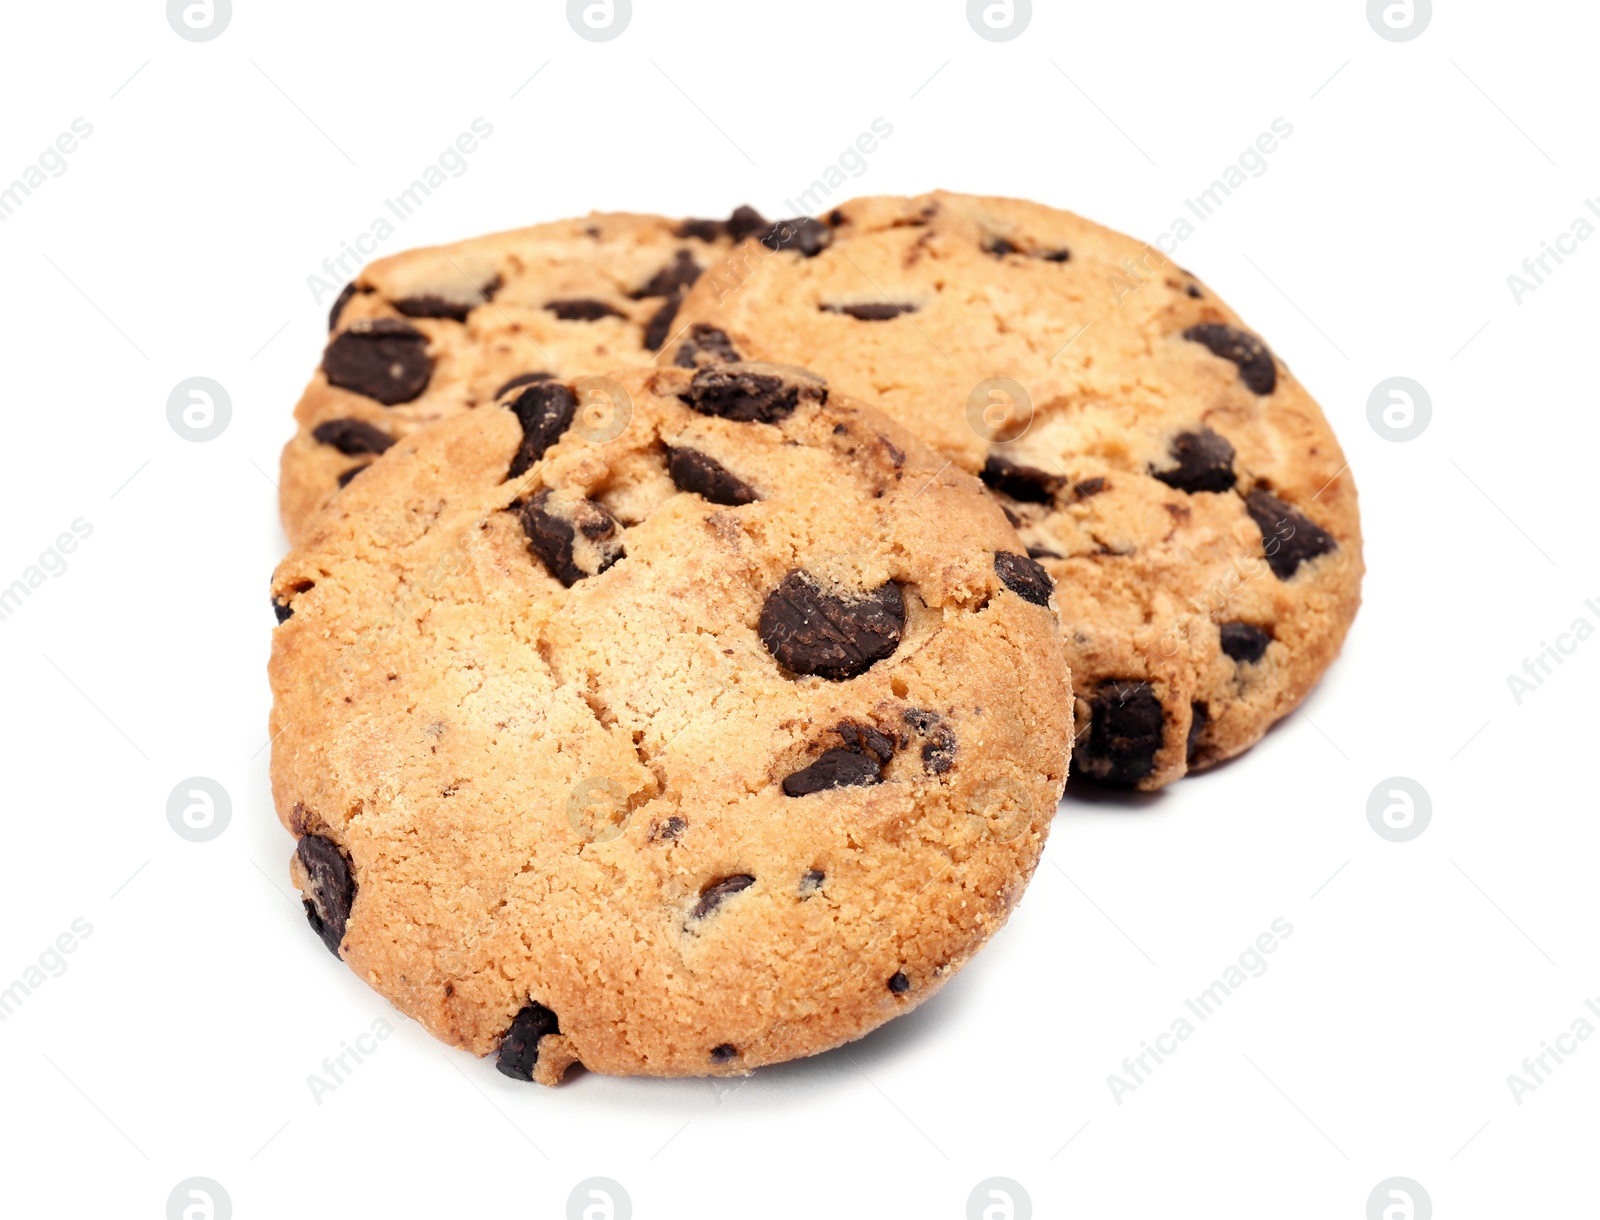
[709,1043,739,1063]
[1072,476,1108,500]
[677,217,724,242]
[680,366,823,424]
[495,1002,561,1081]
[506,383,579,479]
[312,418,395,456]
[496,371,556,397]
[328,281,367,331]
[836,722,897,763]
[544,298,625,322]
[667,446,759,506]
[903,710,958,775]
[1183,323,1277,395]
[1187,702,1209,763]
[272,597,293,624]
[642,294,681,352]
[1076,680,1165,786]
[758,217,832,257]
[782,748,884,796]
[1153,428,1237,494]
[984,236,1019,257]
[1041,248,1071,262]
[322,319,433,405]
[800,869,825,895]
[336,465,366,488]
[1246,490,1336,579]
[759,571,905,680]
[634,250,702,298]
[393,275,501,323]
[297,834,356,956]
[514,489,622,586]
[692,874,755,919]
[1186,283,1203,299]
[726,205,768,242]
[982,455,1066,504]
[888,971,911,994]
[994,552,1054,607]
[652,816,687,842]
[820,302,918,321]
[674,323,743,369]
[1219,622,1272,664]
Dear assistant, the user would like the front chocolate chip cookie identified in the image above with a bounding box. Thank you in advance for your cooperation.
[269,362,1072,1083]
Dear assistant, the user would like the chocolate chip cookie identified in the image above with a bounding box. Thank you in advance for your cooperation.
[269,361,1072,1082]
[277,208,779,542]
[668,192,1362,789]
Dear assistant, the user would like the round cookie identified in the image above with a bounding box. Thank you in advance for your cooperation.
[278,206,787,542]
[668,192,1362,790]
[268,361,1073,1082]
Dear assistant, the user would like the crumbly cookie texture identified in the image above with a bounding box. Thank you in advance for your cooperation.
[669,191,1363,789]
[278,207,794,543]
[268,361,1072,1083]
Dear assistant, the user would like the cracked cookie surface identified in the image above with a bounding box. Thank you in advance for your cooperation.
[669,191,1363,789]
[277,210,767,542]
[269,361,1072,1082]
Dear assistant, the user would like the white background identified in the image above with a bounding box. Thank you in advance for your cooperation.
[0,1,1594,1216]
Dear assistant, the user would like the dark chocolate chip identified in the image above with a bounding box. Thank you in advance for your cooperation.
[981,455,1066,504]
[984,236,1019,257]
[514,489,622,587]
[1072,477,1108,500]
[674,323,743,369]
[495,1002,560,1081]
[1025,546,1063,560]
[994,551,1054,607]
[693,874,755,919]
[1246,490,1336,579]
[1041,248,1072,262]
[297,834,356,956]
[1187,702,1209,764]
[393,274,501,323]
[1076,680,1165,786]
[758,571,905,680]
[322,318,433,405]
[634,250,702,298]
[709,1043,739,1064]
[676,217,725,242]
[758,217,832,257]
[336,465,367,488]
[642,294,681,352]
[726,205,769,242]
[820,302,918,321]
[312,418,395,456]
[680,366,823,423]
[888,971,911,994]
[496,371,556,397]
[1186,283,1204,299]
[836,722,897,764]
[544,298,625,322]
[782,748,884,796]
[652,816,687,842]
[1219,622,1272,664]
[328,281,367,331]
[1153,428,1237,494]
[272,597,293,624]
[506,383,579,479]
[1183,323,1277,395]
[667,446,759,506]
[903,710,958,775]
[800,869,826,894]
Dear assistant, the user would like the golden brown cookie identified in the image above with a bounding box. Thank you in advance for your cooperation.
[669,192,1362,789]
[277,207,779,542]
[268,361,1072,1083]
